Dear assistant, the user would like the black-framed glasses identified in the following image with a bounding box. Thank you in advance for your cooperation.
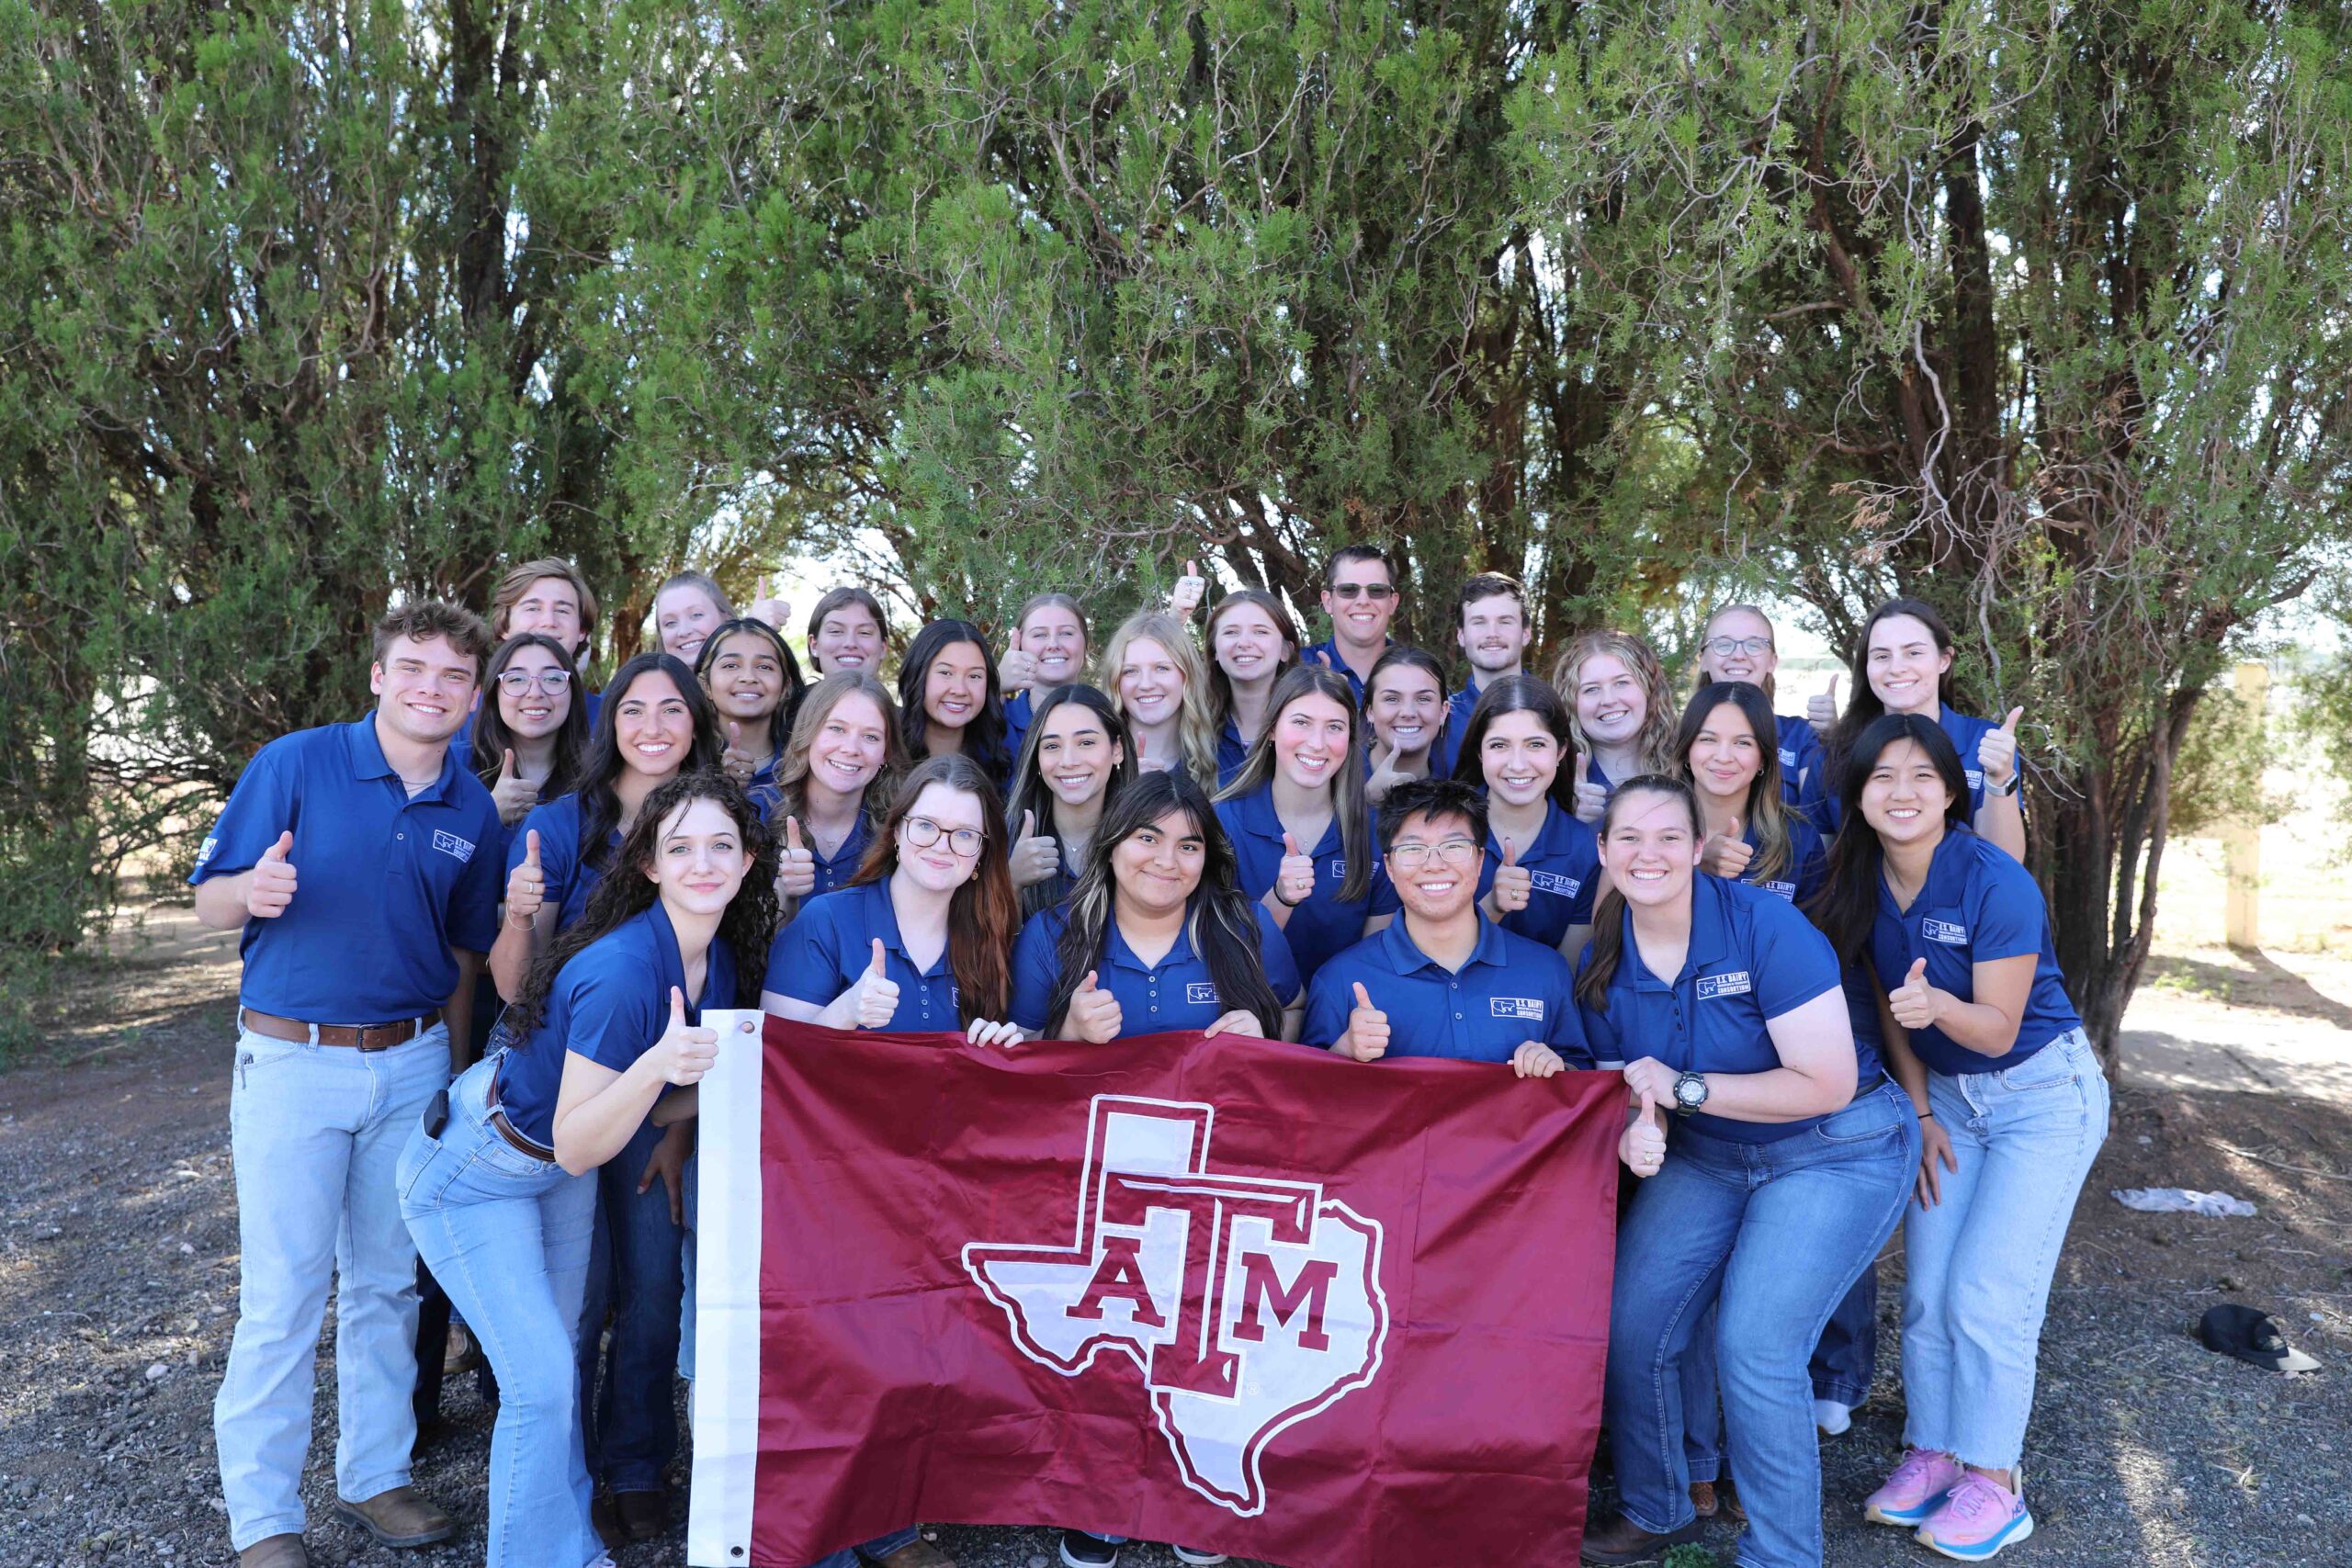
[497,668,573,694]
[1388,837,1480,871]
[1329,582,1396,602]
[1702,635,1772,657]
[901,816,985,858]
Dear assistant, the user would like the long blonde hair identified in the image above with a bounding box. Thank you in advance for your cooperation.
[1097,610,1222,784]
[1551,629,1679,777]
[772,670,908,827]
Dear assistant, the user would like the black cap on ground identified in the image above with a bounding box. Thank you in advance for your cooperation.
[2197,1303,2322,1375]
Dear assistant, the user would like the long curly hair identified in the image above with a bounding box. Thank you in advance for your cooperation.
[769,670,907,829]
[509,773,779,1039]
[1550,629,1679,778]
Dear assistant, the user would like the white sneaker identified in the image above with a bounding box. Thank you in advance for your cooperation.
[1814,1397,1853,1435]
[1171,1550,1227,1566]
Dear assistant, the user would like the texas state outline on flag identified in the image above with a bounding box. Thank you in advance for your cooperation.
[962,1095,1390,1517]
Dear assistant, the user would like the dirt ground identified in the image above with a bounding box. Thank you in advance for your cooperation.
[1,904,2346,1568]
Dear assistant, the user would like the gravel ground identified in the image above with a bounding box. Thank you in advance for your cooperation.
[2,911,2346,1568]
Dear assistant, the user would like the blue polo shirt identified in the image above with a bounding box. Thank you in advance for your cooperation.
[1216,718,1250,787]
[1473,801,1600,951]
[492,902,737,1148]
[801,808,875,899]
[1739,812,1827,908]
[763,880,965,1030]
[1302,917,1586,1064]
[745,752,783,822]
[1776,713,1825,809]
[1003,689,1036,763]
[1869,826,2079,1077]
[1817,703,2000,831]
[507,793,616,931]
[1575,874,1861,1142]
[1441,678,1498,774]
[191,718,503,1023]
[1303,638,1387,705]
[1009,905,1301,1035]
[1214,782,1401,986]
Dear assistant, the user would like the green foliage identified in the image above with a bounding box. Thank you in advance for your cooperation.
[2169,678,2284,841]
[1659,1544,1722,1568]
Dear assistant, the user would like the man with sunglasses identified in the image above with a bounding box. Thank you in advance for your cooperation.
[1303,543,1399,705]
[1303,777,1586,1070]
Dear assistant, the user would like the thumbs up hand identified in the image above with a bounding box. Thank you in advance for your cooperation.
[997,626,1039,694]
[1489,836,1532,914]
[1620,1078,1668,1176]
[491,748,537,825]
[1699,818,1754,880]
[1807,673,1841,736]
[653,986,721,1086]
[1571,751,1607,823]
[1168,558,1207,616]
[1978,706,2025,790]
[1888,955,1941,1030]
[748,574,792,630]
[720,719,758,784]
[505,829,546,927]
[1341,981,1390,1062]
[849,939,900,1029]
[775,816,818,899]
[1007,809,1061,888]
[247,830,299,919]
[1274,830,1317,908]
[1067,969,1124,1043]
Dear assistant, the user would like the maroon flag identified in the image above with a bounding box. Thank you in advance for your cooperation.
[687,1013,1621,1568]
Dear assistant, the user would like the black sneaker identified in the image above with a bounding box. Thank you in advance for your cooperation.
[1058,1532,1120,1568]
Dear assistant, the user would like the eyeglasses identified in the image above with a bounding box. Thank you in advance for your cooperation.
[1702,635,1772,658]
[497,669,573,694]
[1387,837,1480,871]
[901,816,985,858]
[1329,582,1396,602]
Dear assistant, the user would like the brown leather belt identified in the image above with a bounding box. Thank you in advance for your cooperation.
[239,1008,426,1052]
[484,1071,558,1163]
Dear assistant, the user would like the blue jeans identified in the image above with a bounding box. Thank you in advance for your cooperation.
[576,1117,687,1492]
[1607,1081,1918,1568]
[1811,1270,1876,1406]
[399,1057,604,1568]
[1902,1029,2109,1471]
[214,1020,449,1551]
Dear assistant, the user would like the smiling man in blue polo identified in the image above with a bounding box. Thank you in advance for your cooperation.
[190,602,504,1568]
[1303,776,1586,1073]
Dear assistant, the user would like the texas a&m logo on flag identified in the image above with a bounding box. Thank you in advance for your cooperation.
[964,1096,1387,1516]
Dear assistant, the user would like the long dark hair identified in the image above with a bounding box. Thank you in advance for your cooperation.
[470,633,590,802]
[848,753,1020,1025]
[1574,774,1702,1011]
[1807,714,1973,967]
[695,616,808,761]
[1449,673,1578,810]
[1674,681,1793,884]
[575,654,726,877]
[1049,770,1285,1036]
[1214,663,1374,903]
[509,773,779,1038]
[1823,597,1964,786]
[1005,684,1137,918]
[897,618,1012,780]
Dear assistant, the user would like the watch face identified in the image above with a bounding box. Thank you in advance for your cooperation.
[1676,1074,1705,1107]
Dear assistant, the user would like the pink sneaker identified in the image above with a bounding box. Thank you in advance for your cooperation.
[1863,1447,1966,1527]
[1917,1472,2035,1561]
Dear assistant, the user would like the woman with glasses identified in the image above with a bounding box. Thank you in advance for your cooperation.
[469,633,592,851]
[762,753,1025,1046]
[1694,605,1826,818]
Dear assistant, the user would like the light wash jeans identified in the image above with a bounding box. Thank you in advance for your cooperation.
[215,1019,449,1551]
[1607,1081,1918,1568]
[399,1056,605,1568]
[1902,1028,2109,1472]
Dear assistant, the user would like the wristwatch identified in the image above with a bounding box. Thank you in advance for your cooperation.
[1984,770,2018,797]
[1672,1070,1710,1116]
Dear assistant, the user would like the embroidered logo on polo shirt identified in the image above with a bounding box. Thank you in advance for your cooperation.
[1186,983,1220,1006]
[1778,748,1798,768]
[1328,858,1346,879]
[1924,919,1969,944]
[1758,879,1796,900]
[1529,870,1583,898]
[1696,972,1753,1000]
[1964,767,1984,791]
[197,835,218,867]
[1489,998,1545,1021]
[430,829,477,863]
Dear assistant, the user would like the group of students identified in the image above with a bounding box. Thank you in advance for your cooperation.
[191,548,2109,1568]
